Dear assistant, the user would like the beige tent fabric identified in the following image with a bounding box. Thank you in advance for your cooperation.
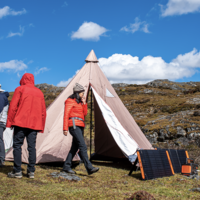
[5,49,152,164]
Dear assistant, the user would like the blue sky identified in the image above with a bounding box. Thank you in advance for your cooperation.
[0,0,200,92]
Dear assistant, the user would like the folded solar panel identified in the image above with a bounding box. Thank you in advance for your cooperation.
[137,150,174,180]
[167,149,189,173]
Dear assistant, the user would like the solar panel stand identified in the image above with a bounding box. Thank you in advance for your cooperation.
[128,157,139,176]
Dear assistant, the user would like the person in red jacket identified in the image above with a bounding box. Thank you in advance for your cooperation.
[6,73,46,179]
[63,83,99,175]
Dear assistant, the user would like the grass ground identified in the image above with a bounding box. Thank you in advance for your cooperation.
[4,82,200,199]
[0,161,200,200]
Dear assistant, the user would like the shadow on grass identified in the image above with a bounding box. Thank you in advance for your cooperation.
[91,159,132,171]
[128,172,143,180]
[0,165,14,176]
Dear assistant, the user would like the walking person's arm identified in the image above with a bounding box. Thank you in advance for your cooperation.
[63,100,73,136]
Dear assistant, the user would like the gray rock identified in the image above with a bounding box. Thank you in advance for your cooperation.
[143,89,153,94]
[152,132,158,138]
[112,83,128,88]
[190,187,200,192]
[196,138,200,147]
[175,137,189,146]
[187,128,192,132]
[157,136,165,142]
[194,132,200,138]
[177,127,187,137]
[159,129,166,137]
[50,172,82,181]
[194,111,200,116]
[148,137,158,144]
[188,132,194,139]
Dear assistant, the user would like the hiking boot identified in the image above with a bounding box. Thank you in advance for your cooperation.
[8,171,22,178]
[62,169,76,174]
[27,171,34,179]
[88,167,99,175]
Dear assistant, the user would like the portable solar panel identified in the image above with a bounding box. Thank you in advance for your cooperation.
[166,149,189,173]
[137,150,174,180]
[177,150,189,165]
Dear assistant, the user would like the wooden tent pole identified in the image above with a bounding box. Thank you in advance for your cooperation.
[90,88,92,159]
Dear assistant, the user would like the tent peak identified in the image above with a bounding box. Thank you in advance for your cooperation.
[85,50,98,63]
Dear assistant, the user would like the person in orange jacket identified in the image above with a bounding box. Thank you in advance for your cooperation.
[63,83,99,175]
[6,73,46,179]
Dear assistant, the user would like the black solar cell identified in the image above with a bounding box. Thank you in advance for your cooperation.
[137,150,174,180]
[166,149,188,173]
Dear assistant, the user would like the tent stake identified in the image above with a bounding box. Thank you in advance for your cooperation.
[90,88,92,159]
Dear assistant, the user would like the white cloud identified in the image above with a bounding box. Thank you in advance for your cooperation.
[98,48,200,84]
[57,78,72,87]
[0,60,28,72]
[71,22,108,41]
[27,60,34,64]
[29,23,34,27]
[57,70,79,87]
[120,17,150,34]
[62,1,68,7]
[7,25,25,38]
[35,67,49,75]
[161,0,200,16]
[0,6,26,19]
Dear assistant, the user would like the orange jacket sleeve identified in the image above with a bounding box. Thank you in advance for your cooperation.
[6,87,21,128]
[63,100,74,131]
[83,103,87,117]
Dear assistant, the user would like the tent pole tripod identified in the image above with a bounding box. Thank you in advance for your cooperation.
[90,88,92,160]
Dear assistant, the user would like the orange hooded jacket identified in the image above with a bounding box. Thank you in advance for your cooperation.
[6,73,46,133]
[63,98,87,131]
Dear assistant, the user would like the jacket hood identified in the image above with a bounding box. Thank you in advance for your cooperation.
[20,73,34,86]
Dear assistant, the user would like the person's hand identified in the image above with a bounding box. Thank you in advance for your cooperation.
[63,131,68,136]
[10,126,13,130]
[82,96,86,104]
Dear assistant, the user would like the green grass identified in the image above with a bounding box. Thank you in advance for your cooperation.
[0,161,200,200]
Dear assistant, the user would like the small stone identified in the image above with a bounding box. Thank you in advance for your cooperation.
[177,127,187,137]
[175,137,189,146]
[50,172,82,181]
[187,128,192,132]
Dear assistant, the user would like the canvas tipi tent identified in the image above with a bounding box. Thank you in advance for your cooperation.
[6,50,153,164]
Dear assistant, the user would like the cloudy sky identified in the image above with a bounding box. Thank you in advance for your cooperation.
[0,0,200,91]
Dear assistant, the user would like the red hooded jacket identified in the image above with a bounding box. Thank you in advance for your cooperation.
[6,73,46,133]
[63,98,87,131]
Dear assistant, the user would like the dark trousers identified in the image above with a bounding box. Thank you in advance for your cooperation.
[13,126,37,173]
[0,127,5,162]
[63,126,93,172]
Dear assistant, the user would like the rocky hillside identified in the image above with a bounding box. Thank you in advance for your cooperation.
[8,79,200,163]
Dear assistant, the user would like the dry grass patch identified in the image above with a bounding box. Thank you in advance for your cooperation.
[1,161,200,200]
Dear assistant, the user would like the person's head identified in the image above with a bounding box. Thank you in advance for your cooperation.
[73,83,85,98]
[20,73,34,86]
[78,91,84,98]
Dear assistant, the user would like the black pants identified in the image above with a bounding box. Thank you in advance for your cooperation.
[0,127,5,162]
[13,126,37,173]
[63,126,93,172]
